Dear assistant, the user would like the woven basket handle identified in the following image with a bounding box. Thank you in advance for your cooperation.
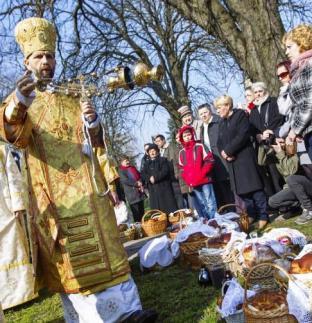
[179,213,186,231]
[218,203,245,214]
[281,253,297,260]
[142,209,163,223]
[243,262,293,304]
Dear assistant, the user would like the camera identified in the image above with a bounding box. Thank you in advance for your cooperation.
[262,133,276,148]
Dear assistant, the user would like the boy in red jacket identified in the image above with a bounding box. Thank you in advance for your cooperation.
[178,125,217,219]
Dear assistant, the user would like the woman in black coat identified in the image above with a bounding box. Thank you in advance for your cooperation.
[215,95,268,229]
[249,82,285,196]
[142,144,177,214]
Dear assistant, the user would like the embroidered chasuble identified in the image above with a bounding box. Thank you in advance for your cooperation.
[0,91,130,294]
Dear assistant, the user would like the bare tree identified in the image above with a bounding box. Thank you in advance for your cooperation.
[63,0,236,124]
[0,0,238,129]
[162,0,312,94]
[96,92,139,163]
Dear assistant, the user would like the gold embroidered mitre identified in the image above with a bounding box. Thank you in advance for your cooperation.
[15,17,56,57]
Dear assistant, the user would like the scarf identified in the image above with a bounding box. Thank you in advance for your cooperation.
[247,102,255,111]
[119,165,141,181]
[254,94,269,106]
[290,49,312,78]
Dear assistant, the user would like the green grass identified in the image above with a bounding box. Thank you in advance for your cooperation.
[3,216,312,323]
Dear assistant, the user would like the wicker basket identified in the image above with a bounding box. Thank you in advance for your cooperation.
[168,209,193,224]
[243,263,298,323]
[119,226,136,244]
[168,214,188,240]
[179,233,208,255]
[179,252,203,270]
[199,251,224,268]
[217,281,245,323]
[179,233,208,270]
[141,209,167,237]
[218,203,249,233]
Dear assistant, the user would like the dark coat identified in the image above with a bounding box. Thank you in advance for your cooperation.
[163,141,189,195]
[199,114,229,182]
[118,168,145,205]
[249,96,284,135]
[217,109,263,195]
[140,154,149,173]
[142,156,177,214]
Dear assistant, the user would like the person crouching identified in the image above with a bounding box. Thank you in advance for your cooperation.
[178,126,217,219]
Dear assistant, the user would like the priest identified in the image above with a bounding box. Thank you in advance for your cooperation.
[0,17,156,323]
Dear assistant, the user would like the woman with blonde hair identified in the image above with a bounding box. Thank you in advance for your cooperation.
[284,24,312,161]
[283,24,312,224]
[215,95,268,229]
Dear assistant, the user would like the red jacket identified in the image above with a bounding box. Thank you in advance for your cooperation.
[178,125,214,187]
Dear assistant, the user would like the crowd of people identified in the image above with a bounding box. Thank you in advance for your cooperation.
[1,14,312,323]
[118,24,312,233]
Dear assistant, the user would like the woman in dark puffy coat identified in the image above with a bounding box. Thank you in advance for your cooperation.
[141,144,177,214]
[215,95,268,229]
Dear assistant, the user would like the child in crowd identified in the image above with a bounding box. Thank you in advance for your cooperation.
[178,125,217,219]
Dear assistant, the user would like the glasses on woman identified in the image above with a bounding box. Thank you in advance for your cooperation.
[277,71,289,79]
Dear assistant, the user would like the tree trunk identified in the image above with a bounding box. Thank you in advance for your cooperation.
[163,0,286,95]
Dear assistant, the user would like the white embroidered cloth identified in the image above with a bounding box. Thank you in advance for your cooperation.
[61,277,142,323]
[263,228,306,247]
[215,211,240,221]
[287,244,312,322]
[217,278,255,318]
[207,217,239,233]
[287,274,312,323]
[174,220,219,243]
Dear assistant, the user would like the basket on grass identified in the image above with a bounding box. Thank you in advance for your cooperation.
[119,226,136,244]
[168,208,193,224]
[168,214,187,240]
[141,209,167,237]
[179,233,208,270]
[199,239,225,268]
[179,232,208,255]
[218,204,249,233]
[217,281,245,323]
[243,263,297,323]
[232,246,278,287]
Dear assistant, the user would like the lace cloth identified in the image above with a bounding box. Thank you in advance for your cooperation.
[215,212,240,221]
[217,278,255,318]
[207,217,239,233]
[263,228,307,247]
[287,274,312,323]
[287,244,312,323]
[237,237,286,264]
[174,220,219,243]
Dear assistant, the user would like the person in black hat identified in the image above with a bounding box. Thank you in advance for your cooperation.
[141,144,177,214]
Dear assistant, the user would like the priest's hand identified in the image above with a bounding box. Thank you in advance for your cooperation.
[17,70,36,97]
[80,101,97,123]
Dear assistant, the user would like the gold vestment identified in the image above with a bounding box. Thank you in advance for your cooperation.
[0,91,130,294]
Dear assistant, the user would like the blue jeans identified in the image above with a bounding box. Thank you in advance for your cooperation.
[239,190,268,221]
[193,184,217,219]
